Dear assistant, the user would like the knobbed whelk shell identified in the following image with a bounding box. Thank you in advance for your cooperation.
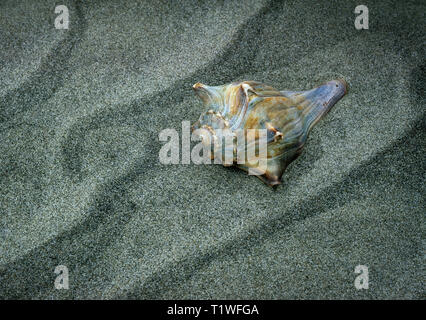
[191,80,347,186]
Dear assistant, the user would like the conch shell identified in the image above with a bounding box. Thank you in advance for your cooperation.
[191,80,347,186]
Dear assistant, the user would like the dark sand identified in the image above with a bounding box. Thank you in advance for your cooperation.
[0,0,424,299]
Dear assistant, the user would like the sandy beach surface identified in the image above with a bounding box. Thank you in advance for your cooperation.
[0,0,424,299]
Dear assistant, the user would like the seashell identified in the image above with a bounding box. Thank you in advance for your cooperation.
[191,80,347,186]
